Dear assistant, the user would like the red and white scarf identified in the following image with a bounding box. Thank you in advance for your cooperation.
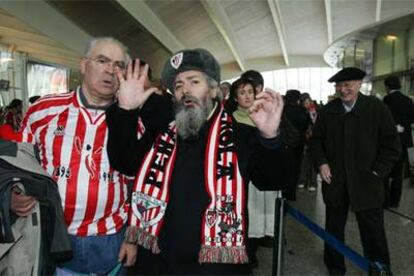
[125,105,248,264]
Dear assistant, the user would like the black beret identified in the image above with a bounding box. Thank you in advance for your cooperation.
[328,67,366,83]
[161,49,220,93]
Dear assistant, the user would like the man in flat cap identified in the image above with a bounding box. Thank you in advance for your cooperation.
[310,67,400,275]
[105,49,285,274]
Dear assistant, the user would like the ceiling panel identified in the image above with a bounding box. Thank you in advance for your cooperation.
[331,0,376,41]
[146,0,235,64]
[279,0,328,55]
[225,0,280,59]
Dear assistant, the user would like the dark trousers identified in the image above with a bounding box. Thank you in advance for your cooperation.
[324,205,390,275]
[385,149,405,207]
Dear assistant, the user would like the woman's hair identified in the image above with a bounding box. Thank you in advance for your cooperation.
[8,99,22,109]
[225,78,256,113]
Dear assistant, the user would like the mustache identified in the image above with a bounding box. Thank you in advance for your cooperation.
[180,95,200,105]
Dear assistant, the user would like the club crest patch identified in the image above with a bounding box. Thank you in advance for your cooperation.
[170,52,183,69]
[206,209,218,227]
[131,191,167,228]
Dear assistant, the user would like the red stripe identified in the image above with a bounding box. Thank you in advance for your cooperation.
[51,110,69,182]
[221,144,228,247]
[202,108,221,246]
[29,115,56,135]
[231,153,238,246]
[114,169,126,232]
[38,125,50,171]
[155,135,177,236]
[77,122,107,236]
[65,114,87,230]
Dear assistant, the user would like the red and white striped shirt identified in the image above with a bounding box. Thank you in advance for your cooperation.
[20,89,129,236]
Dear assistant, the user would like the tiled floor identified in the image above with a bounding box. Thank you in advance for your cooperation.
[253,179,414,275]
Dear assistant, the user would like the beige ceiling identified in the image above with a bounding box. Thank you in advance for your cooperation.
[1,0,414,79]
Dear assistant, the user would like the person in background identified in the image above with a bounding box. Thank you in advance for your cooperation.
[219,81,232,101]
[311,67,400,275]
[283,90,311,190]
[29,95,41,105]
[383,75,414,207]
[0,99,23,141]
[4,99,23,132]
[13,37,137,275]
[298,93,318,192]
[240,70,300,201]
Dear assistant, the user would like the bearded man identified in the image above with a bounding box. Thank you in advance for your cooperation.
[106,49,284,274]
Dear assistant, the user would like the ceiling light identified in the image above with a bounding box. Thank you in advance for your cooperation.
[0,57,13,63]
[386,35,397,41]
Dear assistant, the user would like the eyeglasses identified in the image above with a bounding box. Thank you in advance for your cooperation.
[87,55,126,71]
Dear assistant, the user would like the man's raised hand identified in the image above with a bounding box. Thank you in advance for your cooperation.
[116,59,158,110]
[248,88,284,139]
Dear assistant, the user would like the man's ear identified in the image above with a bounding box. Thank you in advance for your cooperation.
[80,58,87,75]
[209,87,218,99]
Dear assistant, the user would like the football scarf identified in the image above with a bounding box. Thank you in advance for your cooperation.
[125,105,248,264]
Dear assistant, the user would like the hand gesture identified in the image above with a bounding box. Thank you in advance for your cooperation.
[116,59,158,110]
[248,88,284,138]
[319,164,332,184]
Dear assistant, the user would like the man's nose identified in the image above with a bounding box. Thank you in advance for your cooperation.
[104,63,116,74]
[182,84,191,95]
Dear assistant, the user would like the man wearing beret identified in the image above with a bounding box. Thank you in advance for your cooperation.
[310,67,401,275]
[106,49,285,274]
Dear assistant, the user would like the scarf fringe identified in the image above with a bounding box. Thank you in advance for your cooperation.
[124,226,160,254]
[198,245,249,264]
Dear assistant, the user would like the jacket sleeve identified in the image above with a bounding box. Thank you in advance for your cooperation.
[246,127,285,191]
[372,104,401,178]
[309,108,328,168]
[106,94,173,176]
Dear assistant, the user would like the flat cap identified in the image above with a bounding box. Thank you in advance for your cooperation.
[162,48,220,92]
[328,67,366,83]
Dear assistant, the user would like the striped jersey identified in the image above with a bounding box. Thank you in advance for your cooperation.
[20,89,130,236]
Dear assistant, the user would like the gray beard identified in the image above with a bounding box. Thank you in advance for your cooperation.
[174,95,213,139]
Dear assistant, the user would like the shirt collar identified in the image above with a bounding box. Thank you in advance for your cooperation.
[78,86,114,110]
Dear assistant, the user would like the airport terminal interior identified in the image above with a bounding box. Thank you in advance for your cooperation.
[1,0,414,275]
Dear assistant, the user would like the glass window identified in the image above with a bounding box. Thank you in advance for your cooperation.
[223,67,340,103]
[27,62,68,97]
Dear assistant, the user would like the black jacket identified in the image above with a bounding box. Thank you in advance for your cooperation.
[310,93,401,211]
[0,140,71,274]
[383,91,414,148]
[106,95,284,274]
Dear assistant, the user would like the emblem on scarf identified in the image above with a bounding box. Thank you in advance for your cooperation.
[132,191,167,228]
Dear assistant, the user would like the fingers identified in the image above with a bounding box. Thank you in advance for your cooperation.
[119,243,137,267]
[132,58,141,80]
[320,165,332,184]
[126,59,133,80]
[248,98,266,114]
[11,192,37,216]
[14,200,37,217]
[139,64,149,83]
[118,246,127,263]
[115,67,125,84]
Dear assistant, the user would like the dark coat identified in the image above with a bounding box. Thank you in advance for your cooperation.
[310,93,401,211]
[383,91,414,148]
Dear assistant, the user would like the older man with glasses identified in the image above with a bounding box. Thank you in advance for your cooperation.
[12,37,138,274]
